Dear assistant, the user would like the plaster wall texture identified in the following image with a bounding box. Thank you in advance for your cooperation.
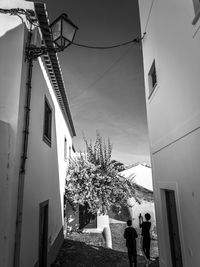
[139,0,200,151]
[138,0,200,266]
[0,6,73,266]
[39,57,73,218]
[120,164,153,191]
[0,121,10,266]
[0,0,34,37]
[0,21,27,267]
[19,53,73,267]
[120,164,156,232]
[128,198,156,233]
[97,214,110,230]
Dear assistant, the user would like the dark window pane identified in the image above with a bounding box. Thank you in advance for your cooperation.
[43,98,52,146]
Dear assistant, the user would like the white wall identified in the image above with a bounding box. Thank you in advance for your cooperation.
[152,129,200,266]
[139,0,200,151]
[0,121,10,266]
[128,197,156,233]
[138,0,200,266]
[0,5,73,265]
[0,20,27,266]
[0,1,34,37]
[19,56,73,266]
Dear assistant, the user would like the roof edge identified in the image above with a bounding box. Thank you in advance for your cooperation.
[34,2,76,137]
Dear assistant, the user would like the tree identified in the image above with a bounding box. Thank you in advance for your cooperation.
[110,160,126,172]
[83,131,112,172]
[65,132,136,214]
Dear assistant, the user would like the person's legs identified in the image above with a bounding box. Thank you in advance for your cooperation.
[128,248,133,267]
[143,237,151,260]
[145,238,151,260]
[133,251,137,267]
[142,239,147,257]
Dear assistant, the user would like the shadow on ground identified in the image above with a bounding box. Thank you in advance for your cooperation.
[110,223,159,258]
[52,238,159,267]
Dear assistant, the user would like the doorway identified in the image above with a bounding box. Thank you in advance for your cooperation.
[39,200,49,267]
[165,190,183,267]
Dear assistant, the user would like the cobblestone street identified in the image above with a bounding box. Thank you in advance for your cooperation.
[52,229,159,267]
[52,238,159,267]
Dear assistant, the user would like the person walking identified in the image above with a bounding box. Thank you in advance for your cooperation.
[124,219,138,267]
[139,213,151,264]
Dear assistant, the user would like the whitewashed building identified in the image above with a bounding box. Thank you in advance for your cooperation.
[0,1,76,266]
[138,0,200,266]
[120,163,156,232]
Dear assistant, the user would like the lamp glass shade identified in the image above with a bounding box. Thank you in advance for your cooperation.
[50,14,77,50]
[62,19,77,43]
[51,19,61,42]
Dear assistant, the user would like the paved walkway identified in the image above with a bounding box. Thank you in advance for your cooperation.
[51,238,159,267]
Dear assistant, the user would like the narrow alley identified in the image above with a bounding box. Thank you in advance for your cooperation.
[52,232,159,267]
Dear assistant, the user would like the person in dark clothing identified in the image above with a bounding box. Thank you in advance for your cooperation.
[139,213,151,261]
[124,219,138,267]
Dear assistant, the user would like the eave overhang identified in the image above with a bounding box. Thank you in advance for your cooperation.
[34,2,76,137]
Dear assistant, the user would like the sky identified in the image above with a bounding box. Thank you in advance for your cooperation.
[30,0,150,165]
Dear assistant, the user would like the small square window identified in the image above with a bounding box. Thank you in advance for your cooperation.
[43,97,52,146]
[64,137,67,160]
[148,60,157,98]
[192,0,200,24]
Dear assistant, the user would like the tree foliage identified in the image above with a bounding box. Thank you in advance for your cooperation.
[83,132,112,172]
[110,159,126,172]
[65,132,136,214]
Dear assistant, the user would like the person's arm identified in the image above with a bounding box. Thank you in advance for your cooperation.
[134,229,138,238]
[139,213,143,228]
[124,229,127,239]
[149,222,152,237]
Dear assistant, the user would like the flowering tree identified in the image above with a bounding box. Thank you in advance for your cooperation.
[65,133,136,214]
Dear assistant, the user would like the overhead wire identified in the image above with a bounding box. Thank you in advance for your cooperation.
[1,7,144,96]
[71,37,142,49]
[71,42,138,101]
[0,8,146,50]
[144,0,155,33]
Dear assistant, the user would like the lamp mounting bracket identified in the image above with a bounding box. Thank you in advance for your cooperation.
[25,45,61,60]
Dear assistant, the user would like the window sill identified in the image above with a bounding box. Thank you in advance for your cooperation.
[192,7,200,25]
[148,83,157,100]
[148,84,159,103]
[43,135,51,147]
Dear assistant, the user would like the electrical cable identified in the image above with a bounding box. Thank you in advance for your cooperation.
[0,8,146,50]
[144,0,155,33]
[71,37,141,50]
[71,43,137,101]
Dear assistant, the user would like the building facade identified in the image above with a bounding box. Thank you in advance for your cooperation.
[0,1,75,266]
[120,164,156,232]
[138,0,200,266]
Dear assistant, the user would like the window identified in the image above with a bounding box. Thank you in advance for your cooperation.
[69,146,72,159]
[43,97,52,146]
[148,60,157,98]
[64,137,67,160]
[192,0,200,24]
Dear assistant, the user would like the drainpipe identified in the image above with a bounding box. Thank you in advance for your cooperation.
[14,29,33,267]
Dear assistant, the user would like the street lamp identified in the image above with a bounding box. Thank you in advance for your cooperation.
[26,13,78,59]
[51,13,78,51]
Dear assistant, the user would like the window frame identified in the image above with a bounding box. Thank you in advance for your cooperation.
[43,96,52,147]
[148,59,157,99]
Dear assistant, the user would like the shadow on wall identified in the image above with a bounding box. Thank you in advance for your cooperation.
[108,204,130,222]
[65,201,79,232]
